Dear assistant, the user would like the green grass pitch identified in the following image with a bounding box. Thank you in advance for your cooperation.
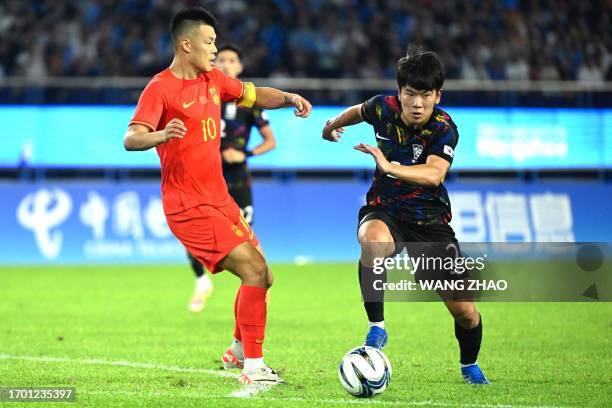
[0,264,610,407]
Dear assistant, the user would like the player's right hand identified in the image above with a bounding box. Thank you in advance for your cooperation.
[162,118,187,142]
[322,121,345,142]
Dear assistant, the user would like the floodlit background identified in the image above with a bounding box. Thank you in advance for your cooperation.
[1,0,610,264]
[0,2,610,407]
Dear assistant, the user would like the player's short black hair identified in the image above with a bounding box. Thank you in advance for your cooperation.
[396,45,445,91]
[170,7,217,43]
[217,43,243,60]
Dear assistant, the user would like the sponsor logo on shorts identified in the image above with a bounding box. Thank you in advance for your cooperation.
[231,225,244,237]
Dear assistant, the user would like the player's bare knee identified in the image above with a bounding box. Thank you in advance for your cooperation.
[359,229,394,263]
[448,302,479,328]
[246,254,269,287]
[358,228,393,244]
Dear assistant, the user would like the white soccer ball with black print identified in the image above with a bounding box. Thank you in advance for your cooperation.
[338,346,392,397]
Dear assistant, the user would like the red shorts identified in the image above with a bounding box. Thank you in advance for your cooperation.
[166,200,259,273]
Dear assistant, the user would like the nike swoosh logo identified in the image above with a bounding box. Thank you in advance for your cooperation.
[255,339,264,344]
[183,100,196,109]
[376,133,391,141]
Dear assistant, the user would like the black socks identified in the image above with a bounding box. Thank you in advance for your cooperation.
[188,252,205,278]
[454,314,483,365]
[358,263,385,322]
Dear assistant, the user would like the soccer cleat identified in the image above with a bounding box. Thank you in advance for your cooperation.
[188,281,213,313]
[364,326,388,349]
[239,366,284,385]
[222,348,244,370]
[461,364,490,384]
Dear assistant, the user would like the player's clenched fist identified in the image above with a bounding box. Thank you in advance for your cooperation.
[162,118,187,142]
[322,120,345,142]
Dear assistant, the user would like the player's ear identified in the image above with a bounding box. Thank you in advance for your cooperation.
[180,38,191,54]
[435,89,442,104]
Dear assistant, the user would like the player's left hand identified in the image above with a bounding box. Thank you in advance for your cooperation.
[354,143,393,174]
[222,147,247,163]
[287,93,312,118]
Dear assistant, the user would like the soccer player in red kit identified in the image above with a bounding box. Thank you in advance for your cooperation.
[123,7,312,385]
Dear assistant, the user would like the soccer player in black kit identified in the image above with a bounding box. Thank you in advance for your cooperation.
[187,44,277,313]
[322,49,489,384]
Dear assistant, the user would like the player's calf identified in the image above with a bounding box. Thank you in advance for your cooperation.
[445,301,480,328]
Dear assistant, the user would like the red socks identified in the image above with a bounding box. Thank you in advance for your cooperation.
[233,287,241,341]
[237,285,268,358]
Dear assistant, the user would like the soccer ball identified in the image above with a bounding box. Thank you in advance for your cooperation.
[338,346,392,397]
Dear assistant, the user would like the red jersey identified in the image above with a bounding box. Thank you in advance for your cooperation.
[130,67,252,214]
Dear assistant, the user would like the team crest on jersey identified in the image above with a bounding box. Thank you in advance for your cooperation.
[209,87,220,105]
[412,144,424,162]
[231,225,244,237]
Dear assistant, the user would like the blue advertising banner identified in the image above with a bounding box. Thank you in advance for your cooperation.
[0,180,610,264]
[1,106,611,170]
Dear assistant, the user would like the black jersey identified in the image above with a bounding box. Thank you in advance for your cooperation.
[220,102,269,189]
[360,94,459,225]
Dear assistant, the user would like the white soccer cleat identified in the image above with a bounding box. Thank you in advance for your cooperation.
[238,366,284,385]
[188,276,213,313]
[222,348,244,370]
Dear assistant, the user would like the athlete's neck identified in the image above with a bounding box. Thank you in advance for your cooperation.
[169,57,201,80]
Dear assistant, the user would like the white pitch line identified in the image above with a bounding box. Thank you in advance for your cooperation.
[0,354,272,399]
[228,384,272,398]
[0,354,239,379]
[1,354,562,408]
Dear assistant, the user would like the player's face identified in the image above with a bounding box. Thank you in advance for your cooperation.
[398,86,441,127]
[215,50,243,79]
[188,24,217,73]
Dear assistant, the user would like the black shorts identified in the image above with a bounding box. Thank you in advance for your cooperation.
[228,186,254,225]
[358,205,458,245]
[358,205,467,282]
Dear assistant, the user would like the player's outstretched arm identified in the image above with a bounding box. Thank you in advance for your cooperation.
[354,143,449,188]
[253,87,312,118]
[124,119,186,151]
[322,104,364,142]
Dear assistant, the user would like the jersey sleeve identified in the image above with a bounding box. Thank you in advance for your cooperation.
[129,80,165,131]
[360,94,385,126]
[209,68,246,102]
[428,124,459,164]
[252,108,270,129]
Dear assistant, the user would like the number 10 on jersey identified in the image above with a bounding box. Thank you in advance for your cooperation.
[201,117,217,142]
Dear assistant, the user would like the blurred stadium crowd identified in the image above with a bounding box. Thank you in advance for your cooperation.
[0,0,610,81]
